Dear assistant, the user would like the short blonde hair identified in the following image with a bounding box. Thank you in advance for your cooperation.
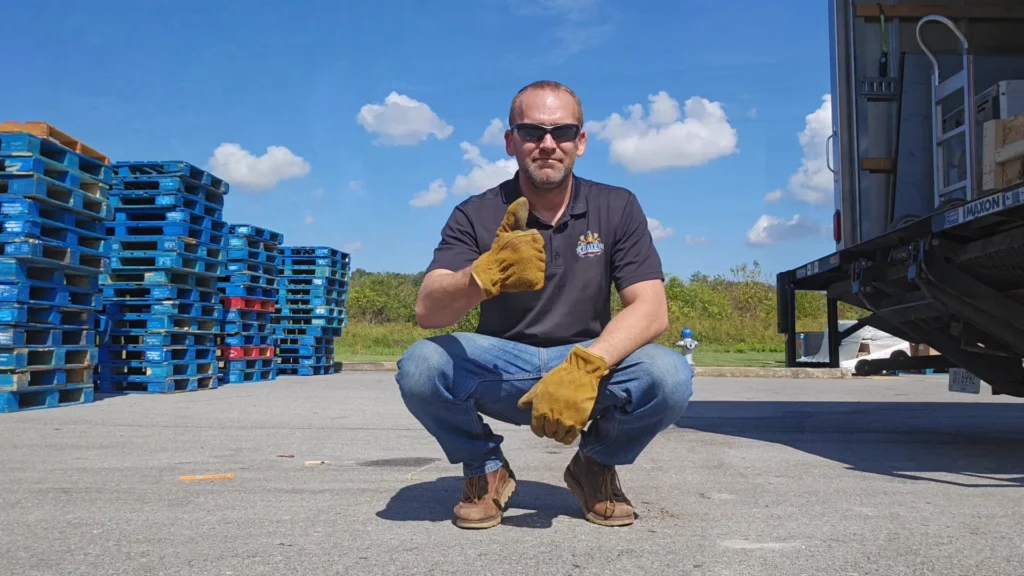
[508,80,584,126]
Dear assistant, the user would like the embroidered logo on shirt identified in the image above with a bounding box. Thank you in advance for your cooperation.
[576,231,604,257]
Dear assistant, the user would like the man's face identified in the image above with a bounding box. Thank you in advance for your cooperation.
[505,88,587,191]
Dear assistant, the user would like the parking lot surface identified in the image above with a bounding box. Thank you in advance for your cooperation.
[2,373,1023,575]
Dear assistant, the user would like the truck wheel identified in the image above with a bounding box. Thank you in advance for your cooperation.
[854,359,872,376]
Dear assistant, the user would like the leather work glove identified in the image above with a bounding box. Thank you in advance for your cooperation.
[517,345,610,445]
[471,196,546,299]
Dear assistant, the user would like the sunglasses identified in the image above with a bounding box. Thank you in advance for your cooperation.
[511,123,581,143]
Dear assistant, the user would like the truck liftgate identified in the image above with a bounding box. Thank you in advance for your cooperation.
[778,3,1024,397]
[778,180,1024,397]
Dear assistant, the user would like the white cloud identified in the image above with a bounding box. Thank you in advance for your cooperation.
[356,91,454,146]
[343,241,364,253]
[584,91,738,172]
[410,140,517,207]
[311,187,324,198]
[747,108,758,119]
[685,235,708,245]
[410,179,448,207]
[207,143,311,192]
[745,214,825,246]
[479,119,506,145]
[764,189,783,202]
[348,180,364,192]
[304,215,315,225]
[768,94,834,206]
[451,142,517,196]
[647,218,674,240]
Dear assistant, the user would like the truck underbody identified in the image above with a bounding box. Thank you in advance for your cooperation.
[778,180,1024,397]
[777,2,1024,397]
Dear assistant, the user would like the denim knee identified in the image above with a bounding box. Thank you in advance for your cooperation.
[394,338,454,406]
[624,344,694,420]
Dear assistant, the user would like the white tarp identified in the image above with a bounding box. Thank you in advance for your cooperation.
[798,320,910,369]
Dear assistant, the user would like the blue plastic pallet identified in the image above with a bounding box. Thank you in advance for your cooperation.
[277,364,335,376]
[0,346,96,370]
[102,359,217,379]
[106,221,226,245]
[0,383,93,413]
[1,154,112,189]
[278,276,348,289]
[0,258,102,290]
[102,283,218,303]
[0,364,94,390]
[271,324,342,338]
[0,283,103,310]
[103,315,219,332]
[101,269,218,290]
[112,161,229,193]
[0,133,111,182]
[96,375,218,394]
[279,266,348,280]
[111,237,223,261]
[220,358,274,371]
[110,191,223,217]
[279,246,349,261]
[275,335,333,347]
[220,332,273,347]
[221,367,277,384]
[229,224,283,244]
[108,332,217,348]
[226,247,279,264]
[0,304,94,327]
[1,174,112,220]
[104,300,221,318]
[110,252,224,276]
[0,325,93,347]
[277,345,333,357]
[2,238,108,273]
[100,345,216,363]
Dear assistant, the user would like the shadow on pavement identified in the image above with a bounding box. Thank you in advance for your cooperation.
[675,400,1024,488]
[377,476,582,528]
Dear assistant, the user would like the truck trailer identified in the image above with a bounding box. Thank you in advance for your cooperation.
[776,2,1024,396]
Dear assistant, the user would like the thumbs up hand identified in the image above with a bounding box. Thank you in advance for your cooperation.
[471,197,547,299]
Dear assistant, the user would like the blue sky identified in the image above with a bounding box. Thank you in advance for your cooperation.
[6,0,839,281]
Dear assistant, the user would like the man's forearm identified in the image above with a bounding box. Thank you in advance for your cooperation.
[414,266,485,329]
[586,288,669,367]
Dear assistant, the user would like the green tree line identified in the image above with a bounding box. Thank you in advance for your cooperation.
[342,261,866,353]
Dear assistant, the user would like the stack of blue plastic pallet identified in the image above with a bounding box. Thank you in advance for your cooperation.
[216,224,283,385]
[97,161,228,394]
[274,246,350,376]
[0,124,112,412]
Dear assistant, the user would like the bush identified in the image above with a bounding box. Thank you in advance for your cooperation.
[342,260,866,351]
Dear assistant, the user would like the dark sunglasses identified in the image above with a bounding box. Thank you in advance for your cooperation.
[511,123,581,143]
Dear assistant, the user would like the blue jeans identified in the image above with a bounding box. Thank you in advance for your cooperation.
[394,332,694,478]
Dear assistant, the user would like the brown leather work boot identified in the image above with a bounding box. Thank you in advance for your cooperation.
[453,463,517,529]
[563,450,635,526]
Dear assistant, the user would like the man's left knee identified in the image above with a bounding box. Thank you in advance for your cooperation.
[619,344,694,415]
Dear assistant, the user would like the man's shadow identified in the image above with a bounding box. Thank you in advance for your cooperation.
[376,476,583,528]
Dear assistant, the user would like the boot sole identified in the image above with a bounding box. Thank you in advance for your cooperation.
[563,467,635,527]
[453,477,517,529]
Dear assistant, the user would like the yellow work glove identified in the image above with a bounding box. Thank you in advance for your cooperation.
[471,196,546,299]
[517,345,610,445]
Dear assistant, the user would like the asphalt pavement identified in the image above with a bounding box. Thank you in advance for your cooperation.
[2,373,1023,575]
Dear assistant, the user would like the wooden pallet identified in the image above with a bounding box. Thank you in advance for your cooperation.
[982,114,1024,193]
[0,121,110,164]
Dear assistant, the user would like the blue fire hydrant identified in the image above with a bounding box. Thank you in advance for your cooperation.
[674,327,699,366]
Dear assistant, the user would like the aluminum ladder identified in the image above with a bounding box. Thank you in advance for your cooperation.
[916,14,977,208]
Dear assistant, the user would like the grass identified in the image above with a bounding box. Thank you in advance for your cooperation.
[334,321,786,368]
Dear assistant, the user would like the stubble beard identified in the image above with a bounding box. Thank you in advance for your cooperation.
[521,156,574,191]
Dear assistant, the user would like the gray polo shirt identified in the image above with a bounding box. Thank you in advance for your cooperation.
[426,171,664,347]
